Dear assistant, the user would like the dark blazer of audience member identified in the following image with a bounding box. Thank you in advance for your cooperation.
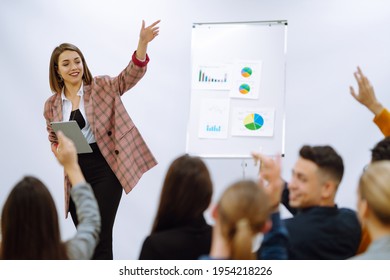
[139,154,213,260]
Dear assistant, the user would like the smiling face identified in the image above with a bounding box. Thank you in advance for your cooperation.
[287,157,324,208]
[57,50,84,88]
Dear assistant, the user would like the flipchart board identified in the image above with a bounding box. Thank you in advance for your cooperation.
[186,21,288,158]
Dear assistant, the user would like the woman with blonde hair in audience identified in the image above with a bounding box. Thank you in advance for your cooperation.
[351,161,390,259]
[201,178,288,260]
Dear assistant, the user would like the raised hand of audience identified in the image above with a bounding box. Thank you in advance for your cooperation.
[350,66,384,116]
[252,152,284,212]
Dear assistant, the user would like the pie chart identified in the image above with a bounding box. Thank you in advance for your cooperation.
[239,83,250,94]
[241,67,253,78]
[243,113,264,130]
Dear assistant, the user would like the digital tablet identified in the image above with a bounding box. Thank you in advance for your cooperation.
[50,121,93,154]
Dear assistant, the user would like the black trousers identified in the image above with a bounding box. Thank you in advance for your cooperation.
[69,143,122,260]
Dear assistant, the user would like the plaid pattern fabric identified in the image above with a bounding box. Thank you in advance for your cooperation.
[44,52,157,217]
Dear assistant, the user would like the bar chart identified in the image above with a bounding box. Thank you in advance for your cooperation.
[193,64,231,90]
[198,68,227,83]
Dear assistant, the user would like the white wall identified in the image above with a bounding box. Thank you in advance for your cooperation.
[1,0,389,259]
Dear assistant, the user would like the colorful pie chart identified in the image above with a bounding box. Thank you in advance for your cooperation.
[239,84,250,94]
[241,67,253,78]
[243,113,264,130]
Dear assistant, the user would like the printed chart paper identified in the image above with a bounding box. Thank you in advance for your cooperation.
[198,98,230,139]
[230,60,262,99]
[231,107,275,137]
[192,64,232,91]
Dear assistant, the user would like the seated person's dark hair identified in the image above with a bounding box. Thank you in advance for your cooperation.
[299,145,344,185]
[371,137,390,162]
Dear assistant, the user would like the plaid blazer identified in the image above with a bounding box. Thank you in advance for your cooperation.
[44,52,157,216]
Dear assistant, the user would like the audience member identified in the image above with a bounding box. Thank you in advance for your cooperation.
[357,136,390,253]
[350,161,390,259]
[350,67,390,251]
[201,177,289,260]
[257,145,361,259]
[0,131,100,259]
[201,180,269,260]
[350,66,390,136]
[139,154,212,260]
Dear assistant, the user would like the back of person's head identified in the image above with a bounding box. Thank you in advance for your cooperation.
[152,154,213,233]
[49,42,93,93]
[371,137,390,162]
[0,176,68,260]
[358,161,390,226]
[299,145,344,187]
[217,180,270,260]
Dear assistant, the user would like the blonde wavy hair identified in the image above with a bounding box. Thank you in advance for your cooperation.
[359,161,390,225]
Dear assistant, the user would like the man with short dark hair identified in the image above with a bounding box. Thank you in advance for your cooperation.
[254,145,361,259]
